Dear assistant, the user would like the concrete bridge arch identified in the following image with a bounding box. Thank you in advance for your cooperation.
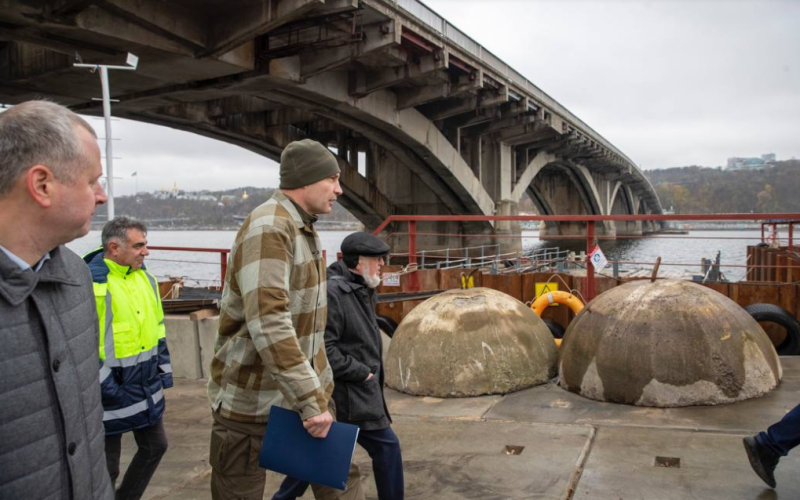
[0,0,663,252]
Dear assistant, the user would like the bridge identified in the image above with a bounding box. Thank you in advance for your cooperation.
[0,0,662,251]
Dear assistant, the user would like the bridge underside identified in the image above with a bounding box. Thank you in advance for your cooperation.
[0,0,662,254]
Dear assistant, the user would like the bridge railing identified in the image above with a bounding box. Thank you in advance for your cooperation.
[145,246,331,294]
[147,246,229,291]
[371,212,800,301]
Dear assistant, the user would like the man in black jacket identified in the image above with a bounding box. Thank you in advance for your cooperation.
[326,232,403,499]
[273,232,404,500]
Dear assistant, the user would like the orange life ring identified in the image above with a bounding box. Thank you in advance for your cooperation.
[531,290,584,317]
[531,291,583,347]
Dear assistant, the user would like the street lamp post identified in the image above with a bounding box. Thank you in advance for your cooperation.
[74,53,138,221]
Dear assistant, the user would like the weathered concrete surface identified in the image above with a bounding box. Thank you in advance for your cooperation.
[122,381,213,499]
[357,419,591,500]
[162,314,218,380]
[486,358,800,433]
[385,390,503,420]
[164,315,202,380]
[560,279,782,407]
[122,380,592,500]
[386,288,557,397]
[123,358,800,499]
[574,426,800,500]
[196,315,219,379]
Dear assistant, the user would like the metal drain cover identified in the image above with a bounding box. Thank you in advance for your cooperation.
[654,456,680,468]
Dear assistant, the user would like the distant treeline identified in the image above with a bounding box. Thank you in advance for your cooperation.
[94,160,800,227]
[644,160,800,214]
[93,187,360,229]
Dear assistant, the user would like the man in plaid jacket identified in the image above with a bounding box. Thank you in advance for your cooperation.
[207,139,363,500]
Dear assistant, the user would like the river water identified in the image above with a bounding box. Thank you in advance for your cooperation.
[66,229,764,285]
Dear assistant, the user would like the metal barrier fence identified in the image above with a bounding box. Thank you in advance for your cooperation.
[406,243,568,272]
[148,245,229,289]
[141,214,800,301]
[371,212,800,300]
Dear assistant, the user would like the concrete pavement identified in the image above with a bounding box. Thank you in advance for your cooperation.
[121,358,800,499]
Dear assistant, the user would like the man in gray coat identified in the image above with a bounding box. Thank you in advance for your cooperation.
[0,100,113,499]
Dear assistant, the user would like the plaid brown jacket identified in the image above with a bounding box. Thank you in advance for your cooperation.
[207,191,333,423]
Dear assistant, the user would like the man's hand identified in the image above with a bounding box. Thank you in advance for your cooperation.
[365,373,374,381]
[303,410,333,438]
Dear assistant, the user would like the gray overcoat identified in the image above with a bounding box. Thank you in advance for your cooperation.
[0,246,113,499]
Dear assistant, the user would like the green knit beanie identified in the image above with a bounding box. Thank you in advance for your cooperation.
[279,139,341,189]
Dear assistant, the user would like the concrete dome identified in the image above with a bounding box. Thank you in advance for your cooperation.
[385,287,558,397]
[559,279,782,407]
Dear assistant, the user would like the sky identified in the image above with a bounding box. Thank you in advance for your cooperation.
[24,0,800,196]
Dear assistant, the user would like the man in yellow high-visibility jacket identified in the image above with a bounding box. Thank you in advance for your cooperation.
[84,216,172,500]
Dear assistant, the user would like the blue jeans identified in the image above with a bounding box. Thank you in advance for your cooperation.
[757,403,800,457]
[274,427,404,500]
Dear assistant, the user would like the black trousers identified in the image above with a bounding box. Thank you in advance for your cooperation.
[105,418,168,500]
[273,426,404,500]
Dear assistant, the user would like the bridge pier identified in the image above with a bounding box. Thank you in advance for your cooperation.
[615,220,643,237]
[493,200,523,256]
[372,146,490,260]
[539,221,617,240]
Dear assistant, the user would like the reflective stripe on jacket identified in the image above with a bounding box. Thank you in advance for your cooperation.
[84,248,172,435]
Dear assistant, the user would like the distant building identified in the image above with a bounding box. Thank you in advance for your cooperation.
[726,153,776,171]
[153,186,217,201]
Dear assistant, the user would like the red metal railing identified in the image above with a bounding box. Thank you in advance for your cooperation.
[761,220,799,248]
[372,212,800,301]
[146,247,328,291]
[142,215,800,299]
[148,246,230,287]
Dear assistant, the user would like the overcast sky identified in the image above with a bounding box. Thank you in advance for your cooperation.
[67,0,800,195]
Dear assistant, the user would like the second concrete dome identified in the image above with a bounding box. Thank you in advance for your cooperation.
[559,279,782,407]
[385,287,558,397]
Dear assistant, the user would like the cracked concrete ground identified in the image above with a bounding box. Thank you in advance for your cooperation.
[125,357,800,499]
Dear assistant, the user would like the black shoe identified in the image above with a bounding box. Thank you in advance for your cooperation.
[743,436,780,488]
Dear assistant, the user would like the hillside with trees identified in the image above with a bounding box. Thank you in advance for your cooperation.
[93,187,360,229]
[94,159,800,228]
[644,160,800,214]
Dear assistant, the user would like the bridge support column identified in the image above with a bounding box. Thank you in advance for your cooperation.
[539,221,616,240]
[494,200,523,256]
[371,145,470,261]
[615,220,643,237]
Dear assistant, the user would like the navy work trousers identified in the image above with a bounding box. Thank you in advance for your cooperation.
[273,426,404,500]
[757,403,800,457]
[105,417,169,500]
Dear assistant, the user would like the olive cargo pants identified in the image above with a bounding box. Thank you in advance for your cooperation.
[210,410,364,500]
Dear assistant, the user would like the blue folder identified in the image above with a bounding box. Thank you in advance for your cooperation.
[259,406,360,490]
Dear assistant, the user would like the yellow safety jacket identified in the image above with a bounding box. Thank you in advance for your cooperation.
[84,248,172,435]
